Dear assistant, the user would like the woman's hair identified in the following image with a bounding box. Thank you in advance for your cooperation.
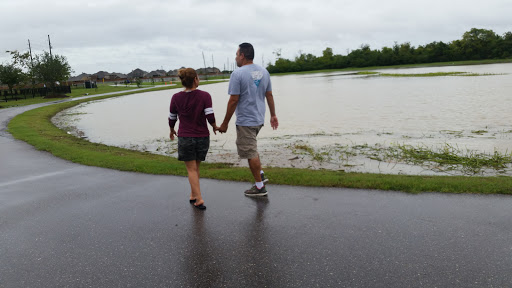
[178,68,198,88]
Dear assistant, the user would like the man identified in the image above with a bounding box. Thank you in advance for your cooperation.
[218,43,278,197]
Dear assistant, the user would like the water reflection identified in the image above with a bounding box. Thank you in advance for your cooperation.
[239,196,275,286]
[53,63,512,176]
[183,208,223,287]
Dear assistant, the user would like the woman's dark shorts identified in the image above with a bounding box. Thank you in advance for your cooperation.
[178,136,210,161]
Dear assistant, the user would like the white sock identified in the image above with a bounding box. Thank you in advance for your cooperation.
[255,182,264,189]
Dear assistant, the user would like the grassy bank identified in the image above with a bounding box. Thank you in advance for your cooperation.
[0,80,227,109]
[270,58,512,76]
[7,90,512,194]
[0,83,142,109]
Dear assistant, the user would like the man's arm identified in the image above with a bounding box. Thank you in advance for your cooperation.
[265,91,278,130]
[218,95,239,133]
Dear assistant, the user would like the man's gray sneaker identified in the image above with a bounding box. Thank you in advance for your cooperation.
[261,172,269,184]
[244,185,268,197]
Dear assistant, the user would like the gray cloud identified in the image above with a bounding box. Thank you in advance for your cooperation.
[1,0,511,75]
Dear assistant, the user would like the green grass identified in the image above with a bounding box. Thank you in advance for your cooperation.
[66,84,141,97]
[0,80,227,109]
[356,71,380,75]
[7,91,512,194]
[0,84,141,108]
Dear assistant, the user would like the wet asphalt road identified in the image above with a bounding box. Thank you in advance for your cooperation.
[1,98,512,287]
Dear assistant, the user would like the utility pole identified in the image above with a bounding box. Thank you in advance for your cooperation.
[202,51,208,81]
[48,35,52,57]
[211,54,215,75]
[28,39,34,64]
[28,39,35,96]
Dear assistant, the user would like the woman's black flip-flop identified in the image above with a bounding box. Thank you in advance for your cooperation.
[194,203,206,210]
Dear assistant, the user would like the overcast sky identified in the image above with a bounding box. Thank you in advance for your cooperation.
[1,0,511,75]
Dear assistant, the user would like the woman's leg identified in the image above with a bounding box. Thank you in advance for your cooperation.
[185,160,204,205]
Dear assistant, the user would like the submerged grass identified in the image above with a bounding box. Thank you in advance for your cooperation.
[380,143,512,175]
[290,143,330,162]
[357,71,501,77]
[284,138,512,177]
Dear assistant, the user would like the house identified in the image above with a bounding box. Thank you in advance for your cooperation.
[107,72,128,80]
[167,68,185,76]
[68,73,91,82]
[127,68,147,79]
[146,69,167,78]
[196,67,221,75]
[92,71,110,80]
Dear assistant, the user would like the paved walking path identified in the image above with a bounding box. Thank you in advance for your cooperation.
[1,92,512,287]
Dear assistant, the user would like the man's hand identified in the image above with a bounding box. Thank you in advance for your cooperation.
[270,116,279,130]
[170,129,177,140]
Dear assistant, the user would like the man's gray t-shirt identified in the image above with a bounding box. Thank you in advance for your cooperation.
[228,64,272,126]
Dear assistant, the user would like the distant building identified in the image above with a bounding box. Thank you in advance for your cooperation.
[167,67,185,76]
[92,71,110,80]
[146,69,167,78]
[68,73,91,82]
[127,68,147,79]
[109,72,128,79]
[196,67,221,75]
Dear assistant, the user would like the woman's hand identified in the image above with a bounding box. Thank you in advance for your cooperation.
[170,129,177,140]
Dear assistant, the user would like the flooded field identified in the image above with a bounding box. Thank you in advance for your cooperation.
[53,63,512,176]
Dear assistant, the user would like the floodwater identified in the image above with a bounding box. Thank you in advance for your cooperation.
[53,63,512,176]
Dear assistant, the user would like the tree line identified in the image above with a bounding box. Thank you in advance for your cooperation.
[266,28,512,73]
[0,50,72,96]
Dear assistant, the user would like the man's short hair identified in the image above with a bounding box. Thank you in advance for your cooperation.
[239,43,254,60]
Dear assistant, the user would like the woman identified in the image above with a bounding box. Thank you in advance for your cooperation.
[168,68,217,210]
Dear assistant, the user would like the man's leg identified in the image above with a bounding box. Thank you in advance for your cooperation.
[245,155,267,196]
[236,125,267,196]
[248,155,262,182]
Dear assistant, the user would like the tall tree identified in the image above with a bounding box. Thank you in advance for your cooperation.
[266,28,510,73]
[32,51,72,96]
[460,28,500,59]
[0,63,25,94]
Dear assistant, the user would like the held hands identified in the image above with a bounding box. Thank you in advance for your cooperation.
[216,123,228,134]
[213,119,276,133]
